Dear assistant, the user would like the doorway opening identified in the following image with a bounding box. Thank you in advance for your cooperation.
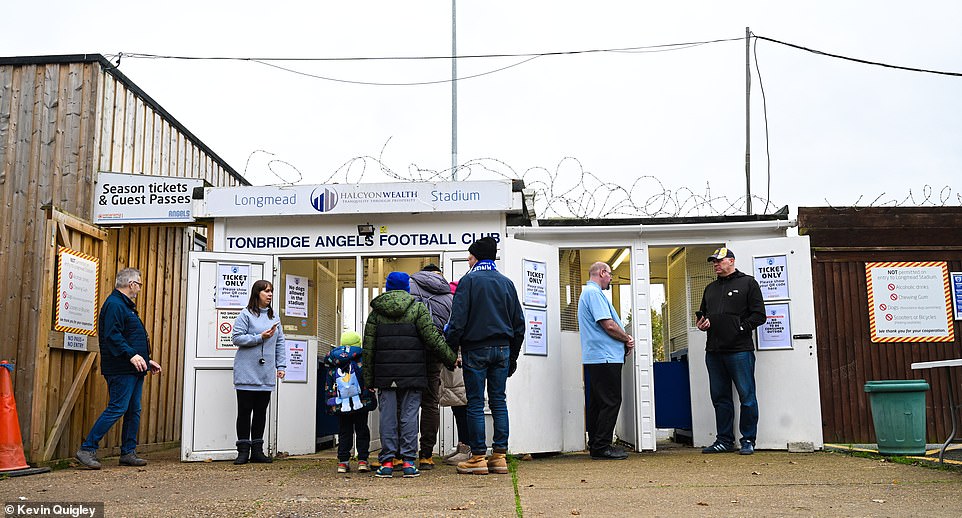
[277,254,441,452]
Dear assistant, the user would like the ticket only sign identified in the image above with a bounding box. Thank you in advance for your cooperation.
[93,171,203,224]
[866,261,955,342]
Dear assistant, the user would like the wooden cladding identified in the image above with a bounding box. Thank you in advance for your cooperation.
[0,56,245,461]
[800,207,962,444]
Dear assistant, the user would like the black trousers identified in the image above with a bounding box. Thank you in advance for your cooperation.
[585,363,623,453]
[236,390,271,442]
[337,410,371,462]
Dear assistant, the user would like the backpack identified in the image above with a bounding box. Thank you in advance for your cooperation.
[322,346,376,414]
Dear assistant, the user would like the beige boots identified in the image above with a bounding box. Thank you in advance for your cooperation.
[456,451,508,475]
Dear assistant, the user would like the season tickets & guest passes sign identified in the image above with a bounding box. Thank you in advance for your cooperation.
[866,261,954,342]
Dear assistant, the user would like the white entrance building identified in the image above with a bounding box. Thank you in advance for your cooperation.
[181,180,823,461]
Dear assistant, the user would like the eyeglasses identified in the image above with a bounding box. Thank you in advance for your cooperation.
[601,270,612,276]
[130,280,143,287]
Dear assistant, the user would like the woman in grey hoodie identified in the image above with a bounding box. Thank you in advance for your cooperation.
[231,279,286,464]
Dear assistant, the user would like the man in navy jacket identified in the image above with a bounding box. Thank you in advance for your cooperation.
[446,237,525,475]
[76,268,161,469]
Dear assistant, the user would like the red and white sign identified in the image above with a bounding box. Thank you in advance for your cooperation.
[866,261,954,343]
[216,309,241,350]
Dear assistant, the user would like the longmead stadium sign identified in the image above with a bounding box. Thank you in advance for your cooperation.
[199,181,515,217]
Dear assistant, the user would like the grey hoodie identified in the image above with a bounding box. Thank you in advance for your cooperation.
[409,270,453,330]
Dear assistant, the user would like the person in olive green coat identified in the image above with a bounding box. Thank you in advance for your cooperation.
[362,272,456,478]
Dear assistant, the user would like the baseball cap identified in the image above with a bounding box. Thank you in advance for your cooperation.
[707,247,735,262]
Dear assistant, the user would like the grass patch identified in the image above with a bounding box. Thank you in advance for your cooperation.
[507,454,522,517]
[840,449,962,472]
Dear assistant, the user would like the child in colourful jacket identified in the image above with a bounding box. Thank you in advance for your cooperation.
[323,331,376,473]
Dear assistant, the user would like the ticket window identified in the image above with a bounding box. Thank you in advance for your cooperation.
[360,255,441,325]
[278,258,356,352]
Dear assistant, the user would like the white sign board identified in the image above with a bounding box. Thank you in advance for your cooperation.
[285,339,308,382]
[64,332,88,351]
[866,261,955,343]
[200,180,514,217]
[524,307,547,356]
[753,254,789,300]
[952,271,962,321]
[93,171,203,224]
[55,248,99,336]
[216,309,242,350]
[758,303,792,350]
[216,263,251,308]
[523,259,548,307]
[285,274,308,318]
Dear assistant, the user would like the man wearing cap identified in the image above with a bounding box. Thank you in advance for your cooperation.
[446,237,525,475]
[696,247,766,455]
[408,263,454,470]
[362,271,457,478]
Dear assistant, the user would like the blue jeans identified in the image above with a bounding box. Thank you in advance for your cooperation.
[82,374,144,454]
[462,346,510,455]
[705,351,758,447]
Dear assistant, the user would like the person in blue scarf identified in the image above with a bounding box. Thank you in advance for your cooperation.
[445,237,525,475]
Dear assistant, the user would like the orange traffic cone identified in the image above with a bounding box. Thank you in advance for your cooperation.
[0,361,30,471]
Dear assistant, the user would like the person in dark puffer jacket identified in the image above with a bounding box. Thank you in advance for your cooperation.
[362,271,456,479]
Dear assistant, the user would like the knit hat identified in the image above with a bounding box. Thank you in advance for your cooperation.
[421,263,441,272]
[468,237,498,261]
[340,331,361,347]
[385,271,411,292]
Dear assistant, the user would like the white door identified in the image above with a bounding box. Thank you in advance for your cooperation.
[688,236,823,450]
[182,251,274,461]
[502,237,564,454]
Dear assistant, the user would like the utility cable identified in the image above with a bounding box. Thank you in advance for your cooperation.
[754,35,962,77]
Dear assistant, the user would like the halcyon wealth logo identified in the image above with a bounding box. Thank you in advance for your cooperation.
[310,187,339,213]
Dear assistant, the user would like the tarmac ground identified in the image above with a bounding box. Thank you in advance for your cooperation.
[3,441,962,517]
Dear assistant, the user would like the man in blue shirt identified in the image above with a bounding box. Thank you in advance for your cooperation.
[578,262,634,460]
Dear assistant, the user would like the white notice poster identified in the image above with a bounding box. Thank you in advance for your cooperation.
[866,262,954,342]
[216,309,242,350]
[758,303,792,350]
[284,339,308,382]
[55,248,100,336]
[753,255,789,300]
[216,264,251,308]
[285,274,309,318]
[523,259,548,307]
[524,308,547,356]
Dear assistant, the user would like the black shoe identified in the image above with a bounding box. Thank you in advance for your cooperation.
[590,446,629,460]
[701,441,736,454]
[234,440,251,465]
[250,439,272,463]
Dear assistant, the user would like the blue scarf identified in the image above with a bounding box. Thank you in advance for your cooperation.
[469,259,497,273]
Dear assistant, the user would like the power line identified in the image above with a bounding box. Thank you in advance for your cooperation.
[108,38,742,63]
[754,35,962,77]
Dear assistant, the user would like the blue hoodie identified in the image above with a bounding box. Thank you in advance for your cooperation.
[232,307,286,391]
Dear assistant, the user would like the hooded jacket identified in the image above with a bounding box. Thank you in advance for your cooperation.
[409,270,454,330]
[698,269,766,352]
[362,290,457,389]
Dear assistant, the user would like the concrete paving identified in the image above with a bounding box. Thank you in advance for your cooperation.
[2,442,962,517]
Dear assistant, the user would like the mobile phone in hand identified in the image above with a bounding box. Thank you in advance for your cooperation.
[695,311,704,320]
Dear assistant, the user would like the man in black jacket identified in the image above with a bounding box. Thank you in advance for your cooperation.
[696,248,766,455]
[446,237,525,475]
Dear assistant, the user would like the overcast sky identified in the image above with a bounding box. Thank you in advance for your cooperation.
[4,1,961,218]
